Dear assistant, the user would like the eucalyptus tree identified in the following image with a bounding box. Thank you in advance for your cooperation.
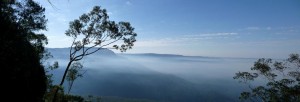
[52,6,137,101]
[234,54,300,102]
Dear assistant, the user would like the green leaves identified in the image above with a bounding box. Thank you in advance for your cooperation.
[66,62,85,94]
[17,0,47,31]
[251,58,272,74]
[234,54,300,101]
[48,61,59,70]
[57,5,137,98]
[65,6,137,53]
[233,72,258,83]
[66,20,83,37]
[274,61,287,72]
[288,54,300,63]
[79,14,90,23]
[67,62,84,81]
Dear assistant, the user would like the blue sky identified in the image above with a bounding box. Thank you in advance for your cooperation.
[37,0,300,58]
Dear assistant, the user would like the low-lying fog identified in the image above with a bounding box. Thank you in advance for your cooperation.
[48,48,258,102]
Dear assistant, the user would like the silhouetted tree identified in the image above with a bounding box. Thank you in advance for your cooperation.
[234,54,300,102]
[62,94,85,102]
[66,62,85,94]
[52,6,137,101]
[0,0,49,101]
[45,61,59,91]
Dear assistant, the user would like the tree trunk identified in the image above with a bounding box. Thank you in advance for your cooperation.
[52,60,73,102]
[68,80,74,94]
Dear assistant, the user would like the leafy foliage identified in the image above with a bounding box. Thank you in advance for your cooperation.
[45,92,84,102]
[53,6,137,101]
[8,0,48,57]
[66,62,85,94]
[62,5,137,88]
[45,61,59,91]
[0,0,50,101]
[65,6,137,57]
[234,54,300,101]
[63,94,85,102]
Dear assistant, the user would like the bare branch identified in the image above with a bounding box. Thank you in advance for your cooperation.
[70,38,76,59]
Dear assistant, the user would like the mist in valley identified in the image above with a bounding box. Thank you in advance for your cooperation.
[48,48,258,102]
[2,0,299,101]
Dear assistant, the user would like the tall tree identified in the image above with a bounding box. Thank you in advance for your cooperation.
[234,54,300,101]
[52,6,137,101]
[0,0,50,101]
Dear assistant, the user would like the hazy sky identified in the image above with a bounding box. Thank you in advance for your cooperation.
[37,0,300,58]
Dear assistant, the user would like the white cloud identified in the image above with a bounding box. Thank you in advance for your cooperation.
[191,32,238,37]
[183,32,238,40]
[133,32,238,48]
[135,38,184,47]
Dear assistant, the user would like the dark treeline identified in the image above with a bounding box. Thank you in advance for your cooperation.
[1,0,47,101]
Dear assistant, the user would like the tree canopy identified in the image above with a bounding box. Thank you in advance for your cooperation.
[52,6,137,101]
[234,54,300,101]
[0,0,48,101]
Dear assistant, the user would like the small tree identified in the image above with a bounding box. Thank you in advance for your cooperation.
[234,54,300,102]
[66,62,85,94]
[53,6,137,101]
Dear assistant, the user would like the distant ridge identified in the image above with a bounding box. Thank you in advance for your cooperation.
[119,53,216,59]
[120,53,259,59]
[47,47,116,58]
[121,53,184,57]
